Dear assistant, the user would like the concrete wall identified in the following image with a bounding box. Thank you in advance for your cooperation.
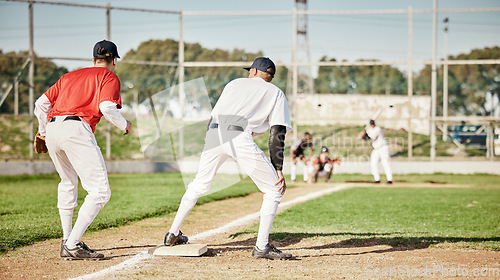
[296,94,431,135]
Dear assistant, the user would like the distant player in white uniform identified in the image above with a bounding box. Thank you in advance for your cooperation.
[364,120,393,184]
[289,132,314,182]
[163,57,293,260]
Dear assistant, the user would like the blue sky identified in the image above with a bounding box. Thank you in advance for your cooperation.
[0,0,499,71]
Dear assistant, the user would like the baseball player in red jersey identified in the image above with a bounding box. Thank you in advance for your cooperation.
[163,57,293,260]
[309,146,340,183]
[34,40,132,259]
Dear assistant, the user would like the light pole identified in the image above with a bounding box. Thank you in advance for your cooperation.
[430,0,438,160]
[443,17,449,141]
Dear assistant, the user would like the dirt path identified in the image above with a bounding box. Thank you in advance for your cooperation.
[1,182,499,279]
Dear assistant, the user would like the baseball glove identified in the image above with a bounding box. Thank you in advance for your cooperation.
[34,132,48,154]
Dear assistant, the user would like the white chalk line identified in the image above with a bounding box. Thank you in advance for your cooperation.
[69,183,350,280]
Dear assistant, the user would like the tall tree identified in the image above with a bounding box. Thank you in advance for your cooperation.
[116,39,289,108]
[415,46,500,116]
[315,56,407,95]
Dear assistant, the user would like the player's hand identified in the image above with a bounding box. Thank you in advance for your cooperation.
[124,120,132,135]
[275,170,287,195]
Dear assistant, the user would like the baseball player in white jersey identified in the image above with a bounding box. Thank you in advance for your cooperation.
[364,120,393,184]
[34,40,132,259]
[163,57,293,260]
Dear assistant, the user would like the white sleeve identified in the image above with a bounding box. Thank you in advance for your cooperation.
[366,127,379,141]
[268,91,292,132]
[34,94,52,137]
[99,101,128,131]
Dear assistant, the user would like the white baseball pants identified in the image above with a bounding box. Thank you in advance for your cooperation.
[45,116,110,248]
[370,145,393,182]
[291,162,309,182]
[169,127,283,249]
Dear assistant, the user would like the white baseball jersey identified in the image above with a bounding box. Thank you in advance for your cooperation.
[365,125,392,182]
[365,125,388,149]
[211,77,292,134]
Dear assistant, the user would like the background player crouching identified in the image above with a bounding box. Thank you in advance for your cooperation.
[308,146,340,184]
[289,132,314,182]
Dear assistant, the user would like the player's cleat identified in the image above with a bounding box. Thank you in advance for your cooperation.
[372,181,380,184]
[60,239,67,257]
[61,242,104,260]
[252,243,292,260]
[164,231,189,246]
[387,181,393,184]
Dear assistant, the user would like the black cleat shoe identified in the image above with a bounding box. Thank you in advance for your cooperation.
[60,239,67,257]
[372,181,380,184]
[387,181,393,184]
[61,242,104,260]
[252,243,292,260]
[164,231,189,246]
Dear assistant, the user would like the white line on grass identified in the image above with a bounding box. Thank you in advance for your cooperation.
[69,183,350,280]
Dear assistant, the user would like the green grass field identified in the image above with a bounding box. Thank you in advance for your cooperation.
[1,173,499,253]
[239,173,500,251]
[0,173,258,253]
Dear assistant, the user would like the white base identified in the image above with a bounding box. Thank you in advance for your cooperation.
[148,244,208,257]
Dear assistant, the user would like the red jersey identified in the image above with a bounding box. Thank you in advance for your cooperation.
[45,67,122,132]
[312,157,334,166]
[312,156,340,170]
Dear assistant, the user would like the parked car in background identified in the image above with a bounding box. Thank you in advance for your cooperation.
[447,124,487,148]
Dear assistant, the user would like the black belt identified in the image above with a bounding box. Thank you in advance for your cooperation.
[49,116,81,122]
[209,123,244,132]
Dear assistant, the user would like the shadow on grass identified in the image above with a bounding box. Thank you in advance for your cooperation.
[209,232,500,258]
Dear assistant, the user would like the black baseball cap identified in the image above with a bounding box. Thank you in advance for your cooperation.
[244,57,276,77]
[321,146,329,153]
[369,120,375,125]
[93,40,120,58]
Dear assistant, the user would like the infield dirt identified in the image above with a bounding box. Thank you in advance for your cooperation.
[1,182,499,279]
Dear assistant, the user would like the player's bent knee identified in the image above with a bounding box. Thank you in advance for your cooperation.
[96,202,107,210]
[182,189,200,202]
[183,183,209,201]
[95,195,110,210]
[324,163,332,172]
[263,192,282,204]
[86,191,111,210]
[57,202,78,210]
